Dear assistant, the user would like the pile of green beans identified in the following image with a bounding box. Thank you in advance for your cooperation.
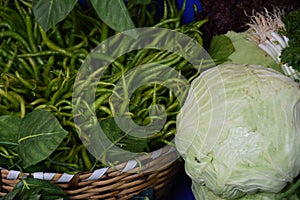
[0,0,207,173]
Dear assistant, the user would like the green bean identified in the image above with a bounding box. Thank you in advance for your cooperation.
[98,105,112,116]
[129,94,142,108]
[0,6,24,30]
[33,19,41,43]
[136,108,150,119]
[7,148,18,157]
[8,86,30,95]
[1,73,18,86]
[138,50,170,65]
[160,54,183,66]
[52,26,66,48]
[124,63,168,87]
[92,93,112,111]
[87,35,101,46]
[0,146,13,157]
[56,110,73,117]
[59,144,77,162]
[16,57,34,77]
[160,138,175,146]
[162,0,168,20]
[67,145,83,164]
[126,49,150,69]
[70,53,79,71]
[81,147,92,170]
[13,0,26,28]
[154,17,181,28]
[66,11,76,47]
[19,0,32,8]
[7,91,26,118]
[0,14,23,35]
[50,76,70,105]
[61,92,73,100]
[166,101,179,112]
[0,152,16,159]
[20,52,40,79]
[0,88,19,110]
[63,120,79,132]
[0,31,31,52]
[17,50,62,58]
[54,99,71,108]
[39,26,72,57]
[73,67,106,94]
[29,98,48,106]
[98,21,109,42]
[139,90,158,106]
[95,88,114,94]
[67,39,88,52]
[0,22,12,30]
[163,128,176,139]
[25,15,38,52]
[34,104,58,112]
[4,46,18,73]
[15,71,34,89]
[162,120,176,132]
[167,0,176,19]
[45,75,62,99]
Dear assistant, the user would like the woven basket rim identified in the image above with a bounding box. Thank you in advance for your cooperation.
[0,145,181,199]
[0,145,178,183]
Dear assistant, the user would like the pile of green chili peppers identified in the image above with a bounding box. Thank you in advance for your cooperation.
[0,0,208,173]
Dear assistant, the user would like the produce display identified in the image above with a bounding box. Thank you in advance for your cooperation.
[0,0,300,199]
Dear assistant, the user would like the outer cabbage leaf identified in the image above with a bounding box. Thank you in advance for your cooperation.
[224,31,282,73]
[175,64,300,199]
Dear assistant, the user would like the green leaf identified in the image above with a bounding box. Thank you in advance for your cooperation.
[280,8,300,71]
[208,34,235,64]
[130,0,151,5]
[0,178,68,200]
[13,178,68,200]
[90,0,136,32]
[0,115,21,150]
[99,117,147,153]
[0,188,21,200]
[18,109,68,168]
[32,0,77,32]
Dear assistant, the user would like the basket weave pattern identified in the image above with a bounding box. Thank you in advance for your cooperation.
[0,146,180,199]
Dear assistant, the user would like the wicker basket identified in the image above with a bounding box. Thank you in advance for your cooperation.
[0,146,181,199]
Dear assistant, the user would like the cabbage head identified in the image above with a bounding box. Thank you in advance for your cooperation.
[175,64,300,199]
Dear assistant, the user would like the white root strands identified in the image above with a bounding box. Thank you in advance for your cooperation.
[245,8,300,81]
[246,8,285,44]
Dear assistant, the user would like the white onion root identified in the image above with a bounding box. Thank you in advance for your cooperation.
[245,8,300,81]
